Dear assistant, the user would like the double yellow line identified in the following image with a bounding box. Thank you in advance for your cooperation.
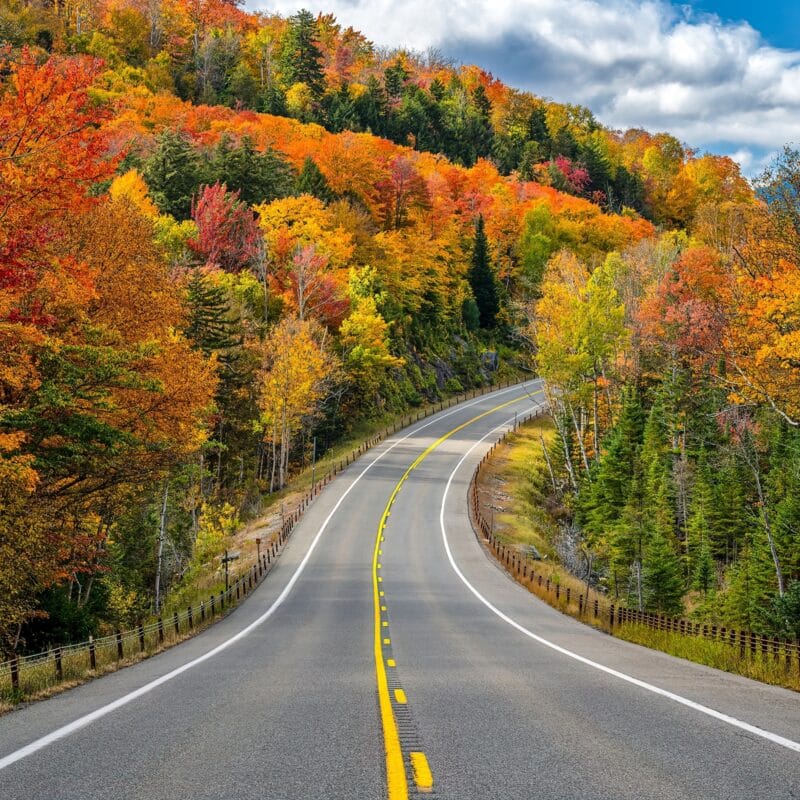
[372,395,525,799]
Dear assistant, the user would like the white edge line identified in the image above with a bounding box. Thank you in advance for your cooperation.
[0,382,538,772]
[439,407,800,755]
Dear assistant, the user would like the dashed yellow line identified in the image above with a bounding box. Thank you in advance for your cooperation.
[372,393,526,799]
[410,752,433,792]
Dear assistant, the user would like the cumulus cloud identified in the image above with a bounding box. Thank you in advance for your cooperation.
[253,0,800,173]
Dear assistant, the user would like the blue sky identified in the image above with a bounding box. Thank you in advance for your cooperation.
[686,2,800,49]
[254,1,800,175]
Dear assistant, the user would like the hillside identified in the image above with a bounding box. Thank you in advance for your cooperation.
[1,3,798,654]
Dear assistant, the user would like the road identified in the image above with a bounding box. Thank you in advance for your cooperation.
[0,382,798,799]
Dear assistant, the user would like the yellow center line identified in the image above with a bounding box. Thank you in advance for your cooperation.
[372,392,527,800]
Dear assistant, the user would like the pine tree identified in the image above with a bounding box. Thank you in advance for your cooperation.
[280,9,325,98]
[143,129,203,220]
[579,387,644,542]
[640,396,675,543]
[686,450,714,577]
[527,105,551,149]
[692,540,715,594]
[608,474,646,605]
[467,215,499,328]
[185,271,239,357]
[296,155,335,202]
[643,531,685,615]
[469,85,493,159]
[767,424,800,581]
[578,135,613,198]
[384,60,408,99]
[725,530,779,632]
[208,135,295,207]
[708,459,749,563]
[355,75,389,137]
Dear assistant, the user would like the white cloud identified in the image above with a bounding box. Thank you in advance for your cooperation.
[252,0,800,172]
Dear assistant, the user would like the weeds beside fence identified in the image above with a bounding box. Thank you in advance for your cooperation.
[0,376,528,707]
[470,411,800,692]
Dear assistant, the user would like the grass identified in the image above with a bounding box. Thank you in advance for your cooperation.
[475,417,800,693]
[616,624,800,691]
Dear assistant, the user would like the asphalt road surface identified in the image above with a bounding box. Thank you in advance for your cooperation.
[1,382,798,800]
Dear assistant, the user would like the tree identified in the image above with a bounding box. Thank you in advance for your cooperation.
[258,317,336,490]
[686,452,715,578]
[468,215,499,328]
[643,530,685,615]
[339,294,403,399]
[580,388,644,541]
[287,244,348,326]
[189,183,261,272]
[692,540,715,595]
[185,270,240,356]
[208,135,295,207]
[376,155,429,230]
[280,9,325,98]
[296,155,336,202]
[143,129,204,220]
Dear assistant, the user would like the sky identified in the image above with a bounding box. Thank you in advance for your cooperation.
[249,0,800,176]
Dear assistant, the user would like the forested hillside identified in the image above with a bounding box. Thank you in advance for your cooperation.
[1,2,794,652]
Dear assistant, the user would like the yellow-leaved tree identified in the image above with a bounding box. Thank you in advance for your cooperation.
[258,316,338,490]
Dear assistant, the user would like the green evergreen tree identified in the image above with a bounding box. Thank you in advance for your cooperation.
[322,83,358,132]
[185,271,239,358]
[608,474,645,605]
[384,60,408,99]
[579,387,644,541]
[280,9,325,98]
[686,450,714,577]
[467,215,499,328]
[527,105,551,148]
[261,84,287,116]
[208,135,295,206]
[517,140,543,181]
[143,129,204,220]
[766,424,800,581]
[461,298,480,332]
[640,397,676,543]
[578,136,612,198]
[429,78,446,102]
[643,531,685,615]
[296,155,335,202]
[355,75,389,137]
[469,85,493,159]
[708,459,750,563]
[725,530,778,632]
[692,540,715,594]
[767,581,800,639]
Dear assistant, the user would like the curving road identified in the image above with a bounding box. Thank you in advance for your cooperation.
[1,382,799,799]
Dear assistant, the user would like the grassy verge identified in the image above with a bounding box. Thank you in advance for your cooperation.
[474,416,800,693]
[615,624,800,691]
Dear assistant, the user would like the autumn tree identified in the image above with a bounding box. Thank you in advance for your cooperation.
[189,182,261,272]
[258,317,336,490]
